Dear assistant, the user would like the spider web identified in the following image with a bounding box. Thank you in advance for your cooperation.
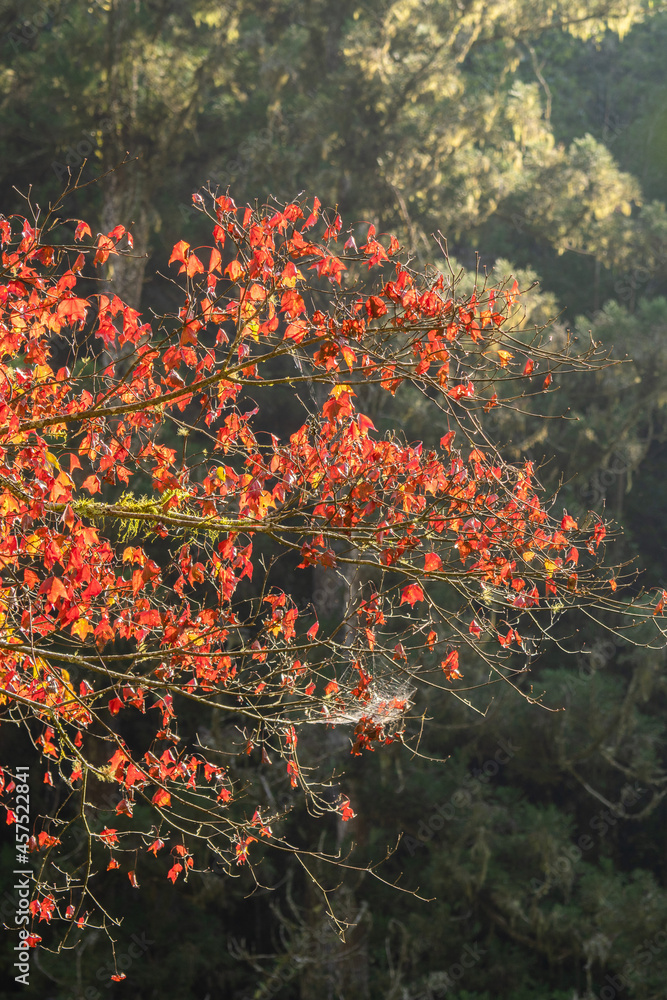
[306,676,415,728]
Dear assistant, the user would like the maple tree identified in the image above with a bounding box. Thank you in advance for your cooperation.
[0,180,665,975]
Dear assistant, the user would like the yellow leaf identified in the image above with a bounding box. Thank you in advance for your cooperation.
[25,533,42,556]
[246,319,260,342]
[72,618,94,641]
[0,492,20,516]
[279,264,305,288]
[34,364,55,383]
[330,383,355,399]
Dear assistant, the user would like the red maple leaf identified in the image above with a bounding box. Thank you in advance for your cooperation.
[441,650,461,679]
[400,583,424,606]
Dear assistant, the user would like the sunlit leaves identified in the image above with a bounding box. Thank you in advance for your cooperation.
[0,187,641,964]
[440,650,461,680]
[400,583,424,606]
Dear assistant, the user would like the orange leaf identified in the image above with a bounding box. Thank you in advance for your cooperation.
[224,259,244,281]
[441,650,461,679]
[440,431,455,452]
[167,863,183,883]
[168,240,190,266]
[339,798,355,821]
[208,247,222,273]
[400,583,424,606]
[56,298,88,327]
[46,576,68,606]
[424,553,442,573]
[186,253,205,278]
[81,474,100,494]
[74,221,92,241]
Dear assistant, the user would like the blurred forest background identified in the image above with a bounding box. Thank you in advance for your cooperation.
[1,1,667,998]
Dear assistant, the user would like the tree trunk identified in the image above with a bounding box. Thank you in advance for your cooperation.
[99,0,150,310]
[100,162,150,310]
